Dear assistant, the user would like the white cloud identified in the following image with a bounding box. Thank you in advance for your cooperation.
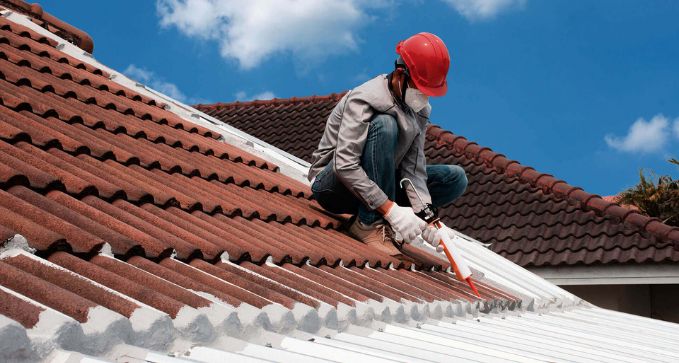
[123,64,189,102]
[442,0,525,21]
[157,0,384,69]
[674,118,679,140]
[605,115,671,153]
[234,90,275,101]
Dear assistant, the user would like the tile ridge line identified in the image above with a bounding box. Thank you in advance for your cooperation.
[498,239,679,260]
[0,0,94,53]
[195,92,349,110]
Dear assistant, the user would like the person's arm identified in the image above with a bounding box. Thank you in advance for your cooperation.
[333,93,389,210]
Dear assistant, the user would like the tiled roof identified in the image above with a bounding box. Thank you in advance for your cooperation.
[0,7,542,361]
[197,93,679,268]
[3,4,679,361]
[0,14,422,268]
[199,95,345,163]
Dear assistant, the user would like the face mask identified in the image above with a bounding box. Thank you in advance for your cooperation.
[404,86,429,113]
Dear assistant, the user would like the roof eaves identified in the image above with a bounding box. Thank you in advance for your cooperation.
[529,262,679,285]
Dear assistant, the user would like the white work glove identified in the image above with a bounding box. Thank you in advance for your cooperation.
[422,226,445,253]
[383,203,427,243]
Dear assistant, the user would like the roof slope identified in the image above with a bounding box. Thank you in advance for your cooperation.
[0,6,539,361]
[197,94,679,267]
[3,4,679,362]
[0,14,452,269]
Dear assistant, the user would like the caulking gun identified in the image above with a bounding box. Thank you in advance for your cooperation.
[400,178,481,298]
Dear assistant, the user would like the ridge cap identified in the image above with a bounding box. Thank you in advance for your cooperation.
[195,92,349,110]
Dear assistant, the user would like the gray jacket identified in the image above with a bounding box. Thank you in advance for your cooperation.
[308,74,432,212]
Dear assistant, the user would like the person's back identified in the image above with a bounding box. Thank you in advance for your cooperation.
[308,33,468,261]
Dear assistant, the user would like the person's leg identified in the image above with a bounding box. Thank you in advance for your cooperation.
[311,161,360,215]
[311,113,399,219]
[356,114,399,225]
[425,164,468,208]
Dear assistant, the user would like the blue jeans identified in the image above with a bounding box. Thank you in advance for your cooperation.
[311,114,468,225]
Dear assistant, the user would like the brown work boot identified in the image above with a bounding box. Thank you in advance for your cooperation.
[348,218,402,256]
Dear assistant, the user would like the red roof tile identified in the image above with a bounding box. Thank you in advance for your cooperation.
[197,94,679,267]
[0,0,94,53]
[0,282,44,329]
[2,248,519,333]
[0,257,97,323]
[0,11,522,357]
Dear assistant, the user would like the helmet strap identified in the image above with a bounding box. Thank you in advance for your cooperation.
[394,58,411,102]
[401,71,409,102]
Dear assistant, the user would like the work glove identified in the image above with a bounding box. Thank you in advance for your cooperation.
[383,203,427,243]
[422,226,445,253]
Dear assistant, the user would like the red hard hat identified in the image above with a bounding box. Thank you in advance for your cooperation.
[396,32,450,97]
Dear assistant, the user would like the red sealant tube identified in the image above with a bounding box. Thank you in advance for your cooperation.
[433,221,481,298]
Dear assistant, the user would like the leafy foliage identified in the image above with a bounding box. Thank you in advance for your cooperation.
[618,160,679,226]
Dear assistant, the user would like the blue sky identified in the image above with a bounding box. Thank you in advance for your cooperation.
[41,0,679,196]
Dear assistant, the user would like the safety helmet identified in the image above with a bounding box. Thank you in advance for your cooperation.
[396,32,450,97]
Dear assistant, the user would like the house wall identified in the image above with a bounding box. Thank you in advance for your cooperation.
[562,284,679,323]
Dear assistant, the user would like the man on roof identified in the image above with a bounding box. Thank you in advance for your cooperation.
[308,32,468,259]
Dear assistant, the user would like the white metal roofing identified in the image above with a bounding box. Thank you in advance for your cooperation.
[50,306,679,363]
[30,225,677,363]
[529,263,679,285]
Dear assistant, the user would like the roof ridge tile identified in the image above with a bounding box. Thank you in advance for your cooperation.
[195,92,348,110]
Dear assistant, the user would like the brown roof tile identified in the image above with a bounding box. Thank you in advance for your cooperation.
[0,13,517,343]
[4,253,141,318]
[197,93,679,267]
[47,251,188,319]
[89,254,213,312]
[0,1,94,53]
[0,285,44,329]
[0,258,96,323]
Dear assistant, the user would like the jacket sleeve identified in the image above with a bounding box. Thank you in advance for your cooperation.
[333,93,389,210]
[399,120,432,213]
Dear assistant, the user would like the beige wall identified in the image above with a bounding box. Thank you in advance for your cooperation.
[562,284,679,323]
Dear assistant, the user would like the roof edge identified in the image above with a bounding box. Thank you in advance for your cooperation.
[427,124,679,246]
[0,0,94,53]
[195,92,348,110]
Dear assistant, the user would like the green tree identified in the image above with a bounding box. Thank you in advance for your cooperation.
[618,160,679,227]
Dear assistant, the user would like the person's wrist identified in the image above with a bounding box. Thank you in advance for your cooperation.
[377,200,394,216]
